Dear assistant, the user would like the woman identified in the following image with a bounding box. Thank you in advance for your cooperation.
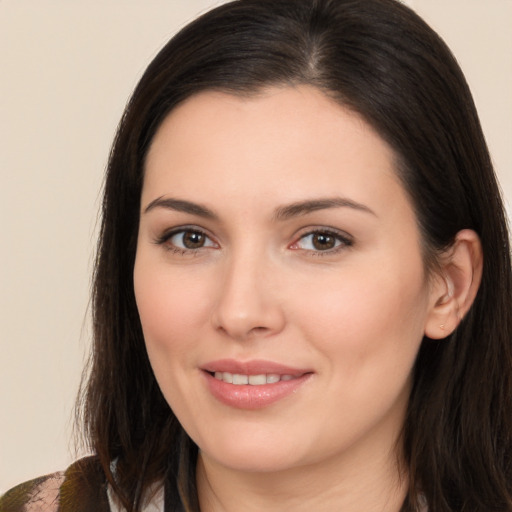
[2,0,511,511]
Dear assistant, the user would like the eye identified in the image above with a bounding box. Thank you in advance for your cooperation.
[171,230,213,249]
[155,227,217,252]
[291,229,352,253]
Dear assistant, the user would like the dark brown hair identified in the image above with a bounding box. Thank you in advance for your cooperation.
[78,0,512,510]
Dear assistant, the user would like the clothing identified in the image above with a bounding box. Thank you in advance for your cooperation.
[1,457,427,511]
[0,457,164,512]
[0,457,108,512]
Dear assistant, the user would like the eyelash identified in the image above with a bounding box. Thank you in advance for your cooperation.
[154,227,353,257]
[290,228,353,256]
[154,226,217,256]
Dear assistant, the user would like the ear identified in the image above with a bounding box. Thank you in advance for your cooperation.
[424,229,483,340]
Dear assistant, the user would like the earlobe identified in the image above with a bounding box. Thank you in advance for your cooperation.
[424,229,483,340]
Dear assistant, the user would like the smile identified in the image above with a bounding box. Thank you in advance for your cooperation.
[201,359,313,409]
[213,372,298,385]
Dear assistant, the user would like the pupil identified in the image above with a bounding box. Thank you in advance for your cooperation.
[183,231,205,249]
[313,233,335,250]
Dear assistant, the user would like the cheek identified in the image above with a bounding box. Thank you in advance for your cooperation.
[293,268,428,435]
[133,257,212,361]
[297,264,429,373]
[133,257,215,416]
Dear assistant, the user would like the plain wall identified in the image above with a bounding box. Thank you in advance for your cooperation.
[1,0,511,492]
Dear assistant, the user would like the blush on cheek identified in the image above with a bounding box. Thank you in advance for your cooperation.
[306,273,425,360]
[135,262,204,329]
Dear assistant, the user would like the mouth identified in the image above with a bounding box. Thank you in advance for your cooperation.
[208,371,301,385]
[201,359,313,409]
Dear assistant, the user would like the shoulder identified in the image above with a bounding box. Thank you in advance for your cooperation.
[0,471,64,512]
[0,456,110,512]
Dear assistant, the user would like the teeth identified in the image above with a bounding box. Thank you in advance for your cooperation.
[232,374,249,385]
[213,372,298,385]
[248,374,266,385]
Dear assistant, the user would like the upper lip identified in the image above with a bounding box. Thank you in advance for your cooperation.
[201,359,311,376]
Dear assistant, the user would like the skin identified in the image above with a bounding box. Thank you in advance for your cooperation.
[134,86,459,511]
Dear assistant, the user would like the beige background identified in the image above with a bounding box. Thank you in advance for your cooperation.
[1,0,511,492]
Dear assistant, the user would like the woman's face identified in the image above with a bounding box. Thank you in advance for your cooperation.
[134,86,440,474]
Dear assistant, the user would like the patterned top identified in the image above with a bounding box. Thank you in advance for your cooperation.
[0,457,110,512]
[1,457,428,511]
[0,457,166,512]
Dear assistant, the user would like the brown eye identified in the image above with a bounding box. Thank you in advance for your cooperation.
[164,229,217,251]
[311,232,336,250]
[182,230,206,249]
[292,229,352,254]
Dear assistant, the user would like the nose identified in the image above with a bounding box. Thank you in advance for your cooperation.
[210,251,286,342]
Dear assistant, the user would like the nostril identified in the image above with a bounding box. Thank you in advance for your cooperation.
[210,293,286,341]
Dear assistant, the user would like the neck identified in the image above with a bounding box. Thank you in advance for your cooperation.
[196,441,407,512]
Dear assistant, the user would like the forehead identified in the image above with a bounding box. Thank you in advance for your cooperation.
[143,86,408,221]
[147,86,385,161]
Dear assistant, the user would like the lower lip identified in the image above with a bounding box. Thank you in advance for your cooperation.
[203,372,312,410]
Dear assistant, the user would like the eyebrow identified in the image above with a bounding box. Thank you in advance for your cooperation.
[143,196,376,220]
[273,197,376,221]
[144,196,217,218]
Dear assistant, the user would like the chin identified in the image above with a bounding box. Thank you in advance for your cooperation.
[196,429,306,474]
[204,449,303,474]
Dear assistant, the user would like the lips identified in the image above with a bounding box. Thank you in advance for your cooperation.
[201,359,313,409]
[213,372,297,385]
